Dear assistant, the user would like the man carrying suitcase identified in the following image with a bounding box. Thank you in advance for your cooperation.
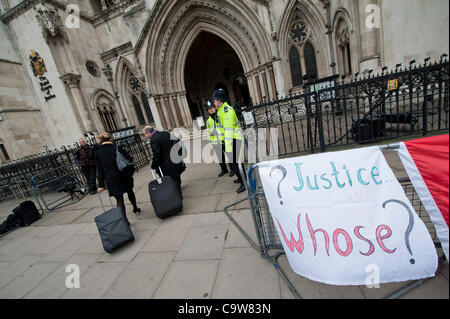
[143,126,185,199]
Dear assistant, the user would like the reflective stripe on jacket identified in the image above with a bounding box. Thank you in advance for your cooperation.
[206,116,221,145]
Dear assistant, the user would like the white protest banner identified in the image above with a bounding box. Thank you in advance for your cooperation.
[258,146,437,285]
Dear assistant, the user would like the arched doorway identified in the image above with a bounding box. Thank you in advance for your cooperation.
[184,32,250,121]
[145,0,275,129]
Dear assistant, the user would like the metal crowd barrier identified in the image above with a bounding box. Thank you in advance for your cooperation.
[224,154,446,300]
[30,164,88,212]
[0,180,44,236]
[1,164,88,232]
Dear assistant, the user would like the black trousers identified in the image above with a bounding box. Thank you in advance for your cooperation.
[114,189,138,221]
[213,143,230,172]
[225,139,244,185]
[81,166,97,192]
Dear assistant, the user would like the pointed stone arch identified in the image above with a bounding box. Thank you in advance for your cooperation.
[332,8,359,79]
[90,89,119,133]
[278,0,331,91]
[116,56,155,128]
[144,0,275,126]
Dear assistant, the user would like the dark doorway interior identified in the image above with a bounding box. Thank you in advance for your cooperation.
[184,32,250,122]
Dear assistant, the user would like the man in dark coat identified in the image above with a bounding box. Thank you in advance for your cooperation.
[143,126,185,199]
[76,138,97,194]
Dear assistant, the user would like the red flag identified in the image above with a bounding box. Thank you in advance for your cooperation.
[397,134,449,261]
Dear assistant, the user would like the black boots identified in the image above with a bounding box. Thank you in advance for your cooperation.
[218,170,228,177]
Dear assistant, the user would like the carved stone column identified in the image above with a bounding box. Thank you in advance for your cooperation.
[161,96,175,129]
[179,92,193,126]
[245,73,256,105]
[165,95,180,128]
[154,95,168,129]
[259,68,270,102]
[253,72,263,104]
[171,94,185,126]
[60,73,93,133]
[267,64,278,100]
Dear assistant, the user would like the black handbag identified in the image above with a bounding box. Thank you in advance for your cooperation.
[115,145,131,171]
[116,145,134,176]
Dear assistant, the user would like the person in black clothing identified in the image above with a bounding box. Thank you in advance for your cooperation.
[96,132,141,225]
[143,126,185,199]
[76,138,97,194]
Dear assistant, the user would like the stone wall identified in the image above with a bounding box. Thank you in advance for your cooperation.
[0,14,53,161]
[381,0,449,68]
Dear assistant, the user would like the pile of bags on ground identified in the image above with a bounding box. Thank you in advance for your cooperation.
[0,201,41,235]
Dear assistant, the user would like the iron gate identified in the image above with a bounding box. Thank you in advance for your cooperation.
[238,58,449,156]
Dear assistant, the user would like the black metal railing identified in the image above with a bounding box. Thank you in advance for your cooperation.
[0,127,152,198]
[238,57,449,156]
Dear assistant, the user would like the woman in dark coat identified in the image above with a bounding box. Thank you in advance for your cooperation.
[96,132,141,225]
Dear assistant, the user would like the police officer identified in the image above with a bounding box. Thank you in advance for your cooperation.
[213,89,245,193]
[206,100,235,178]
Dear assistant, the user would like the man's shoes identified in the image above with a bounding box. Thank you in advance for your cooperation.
[229,171,235,177]
[233,179,241,184]
[133,208,142,214]
[218,170,228,177]
[236,185,245,193]
[90,190,96,195]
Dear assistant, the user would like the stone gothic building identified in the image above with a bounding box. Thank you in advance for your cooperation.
[0,0,448,161]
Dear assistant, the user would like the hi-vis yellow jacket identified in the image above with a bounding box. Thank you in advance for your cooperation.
[206,115,222,145]
[216,102,242,152]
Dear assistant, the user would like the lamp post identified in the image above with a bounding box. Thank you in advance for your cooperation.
[102,64,128,128]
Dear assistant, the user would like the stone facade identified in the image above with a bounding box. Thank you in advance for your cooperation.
[0,0,448,161]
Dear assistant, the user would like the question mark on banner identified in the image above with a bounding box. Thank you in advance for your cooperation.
[270,165,287,205]
[382,199,415,264]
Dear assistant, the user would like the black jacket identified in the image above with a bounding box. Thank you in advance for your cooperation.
[150,131,185,180]
[96,143,134,196]
[76,145,96,167]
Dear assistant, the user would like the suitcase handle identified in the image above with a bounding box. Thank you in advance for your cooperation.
[98,193,115,213]
[151,167,164,180]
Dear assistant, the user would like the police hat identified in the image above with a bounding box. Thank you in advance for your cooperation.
[205,100,214,111]
[212,88,227,102]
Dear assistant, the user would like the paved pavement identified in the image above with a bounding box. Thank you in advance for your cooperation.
[0,147,448,299]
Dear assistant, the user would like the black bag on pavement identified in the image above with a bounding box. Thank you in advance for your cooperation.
[95,195,134,253]
[12,201,41,226]
[0,214,21,235]
[149,168,183,219]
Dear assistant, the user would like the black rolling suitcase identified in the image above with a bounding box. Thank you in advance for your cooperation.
[95,194,134,253]
[149,168,183,219]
